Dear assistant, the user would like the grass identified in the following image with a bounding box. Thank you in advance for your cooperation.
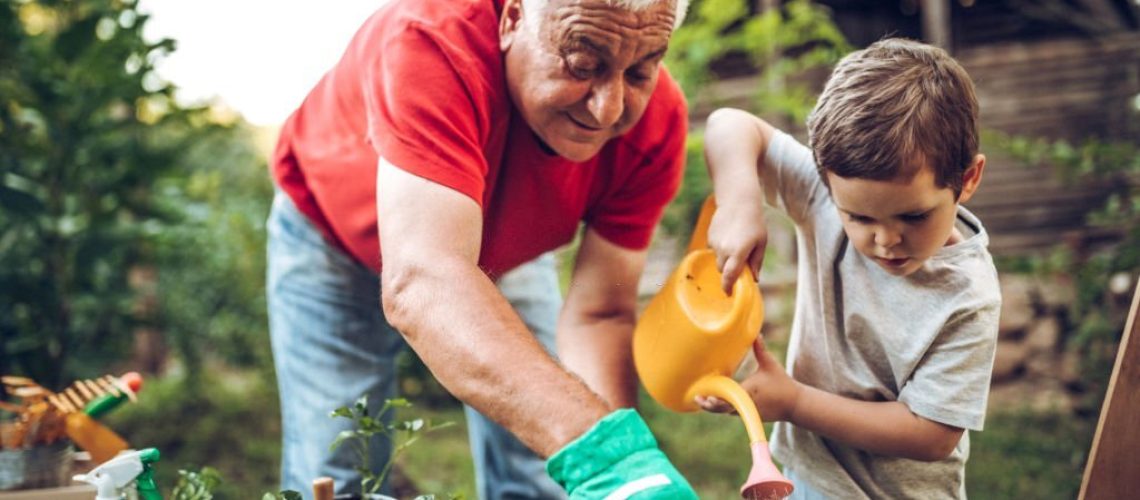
[392,393,763,499]
[966,410,1095,500]
[103,366,1099,499]
[392,405,475,498]
[397,401,1100,500]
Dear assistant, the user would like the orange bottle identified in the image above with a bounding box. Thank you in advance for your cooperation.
[64,373,142,463]
[65,412,129,463]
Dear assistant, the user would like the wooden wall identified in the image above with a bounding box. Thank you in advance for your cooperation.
[958,33,1140,255]
[687,32,1140,256]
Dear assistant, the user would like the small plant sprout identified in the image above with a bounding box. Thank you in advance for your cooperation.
[329,396,455,496]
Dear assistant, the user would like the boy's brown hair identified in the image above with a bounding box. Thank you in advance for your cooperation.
[807,38,979,197]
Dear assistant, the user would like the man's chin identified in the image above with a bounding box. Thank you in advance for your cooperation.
[549,140,605,163]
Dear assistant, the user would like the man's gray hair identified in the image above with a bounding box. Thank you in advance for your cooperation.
[522,0,690,30]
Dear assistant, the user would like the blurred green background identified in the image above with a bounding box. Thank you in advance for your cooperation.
[2,0,1138,498]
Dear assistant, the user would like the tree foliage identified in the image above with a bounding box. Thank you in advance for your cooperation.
[0,0,269,387]
[661,0,850,241]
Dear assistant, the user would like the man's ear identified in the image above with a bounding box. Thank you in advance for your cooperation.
[957,154,986,204]
[499,0,524,51]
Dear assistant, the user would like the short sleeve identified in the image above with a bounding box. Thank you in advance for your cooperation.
[363,25,490,205]
[897,301,1000,431]
[761,130,829,225]
[585,90,688,250]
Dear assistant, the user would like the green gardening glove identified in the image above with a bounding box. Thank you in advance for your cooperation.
[546,409,698,500]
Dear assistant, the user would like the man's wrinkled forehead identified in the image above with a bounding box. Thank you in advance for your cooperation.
[531,0,676,50]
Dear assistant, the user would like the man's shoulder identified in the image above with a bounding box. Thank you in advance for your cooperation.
[355,0,501,68]
[369,0,499,31]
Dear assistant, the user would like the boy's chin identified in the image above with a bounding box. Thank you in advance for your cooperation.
[871,256,924,276]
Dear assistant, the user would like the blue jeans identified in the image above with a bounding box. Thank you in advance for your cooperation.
[267,193,567,499]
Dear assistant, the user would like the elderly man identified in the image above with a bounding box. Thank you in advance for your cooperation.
[267,0,695,497]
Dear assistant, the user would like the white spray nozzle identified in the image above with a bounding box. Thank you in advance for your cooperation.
[73,450,145,500]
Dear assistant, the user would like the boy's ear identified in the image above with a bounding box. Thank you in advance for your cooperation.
[957,154,986,203]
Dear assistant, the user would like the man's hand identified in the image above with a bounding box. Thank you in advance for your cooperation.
[547,409,698,499]
[695,339,801,422]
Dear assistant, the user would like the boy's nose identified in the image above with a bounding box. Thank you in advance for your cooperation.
[874,226,902,249]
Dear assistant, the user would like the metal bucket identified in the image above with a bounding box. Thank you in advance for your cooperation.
[0,441,74,490]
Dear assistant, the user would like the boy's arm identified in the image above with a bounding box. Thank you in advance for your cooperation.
[700,341,964,462]
[787,382,965,462]
[703,108,776,293]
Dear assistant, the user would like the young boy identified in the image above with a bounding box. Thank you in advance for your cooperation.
[696,38,1001,499]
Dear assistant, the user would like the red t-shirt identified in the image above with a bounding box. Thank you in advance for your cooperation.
[272,0,688,277]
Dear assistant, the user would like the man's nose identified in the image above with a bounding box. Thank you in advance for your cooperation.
[587,77,624,128]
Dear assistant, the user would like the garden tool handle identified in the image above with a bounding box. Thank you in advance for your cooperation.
[688,375,768,444]
[313,477,335,500]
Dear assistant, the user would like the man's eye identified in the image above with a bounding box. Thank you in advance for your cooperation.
[565,55,599,79]
[625,65,653,84]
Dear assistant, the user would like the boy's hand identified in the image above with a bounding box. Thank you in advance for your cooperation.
[695,339,801,422]
[547,409,698,499]
[707,199,768,294]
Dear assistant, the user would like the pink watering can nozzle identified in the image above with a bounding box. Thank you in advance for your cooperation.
[740,441,793,499]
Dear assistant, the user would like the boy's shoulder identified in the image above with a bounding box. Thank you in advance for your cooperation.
[840,210,1001,324]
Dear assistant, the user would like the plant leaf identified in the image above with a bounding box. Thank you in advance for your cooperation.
[329,429,358,452]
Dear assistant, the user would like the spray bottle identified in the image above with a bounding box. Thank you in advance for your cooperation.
[73,447,162,500]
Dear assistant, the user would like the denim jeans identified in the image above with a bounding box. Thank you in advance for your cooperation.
[267,192,567,499]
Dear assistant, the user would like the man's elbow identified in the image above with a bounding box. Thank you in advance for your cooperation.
[380,261,422,335]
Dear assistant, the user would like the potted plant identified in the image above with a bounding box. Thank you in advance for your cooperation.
[326,396,455,500]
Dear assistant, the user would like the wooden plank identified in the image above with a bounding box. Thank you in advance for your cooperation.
[921,0,952,51]
[1080,279,1140,499]
[957,33,1140,67]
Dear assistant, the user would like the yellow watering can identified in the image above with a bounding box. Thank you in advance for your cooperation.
[634,196,793,499]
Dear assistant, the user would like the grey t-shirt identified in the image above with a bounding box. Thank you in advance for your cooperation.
[761,130,1002,499]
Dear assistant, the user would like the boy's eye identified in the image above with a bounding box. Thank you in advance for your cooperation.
[900,212,930,223]
[848,214,873,224]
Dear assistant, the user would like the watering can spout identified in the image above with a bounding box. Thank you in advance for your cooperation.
[688,375,766,443]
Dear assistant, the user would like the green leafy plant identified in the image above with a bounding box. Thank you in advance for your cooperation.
[170,466,223,500]
[330,396,456,497]
[660,0,851,244]
[166,464,301,500]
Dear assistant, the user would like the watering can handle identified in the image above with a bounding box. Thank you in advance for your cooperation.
[687,195,758,284]
[687,196,717,254]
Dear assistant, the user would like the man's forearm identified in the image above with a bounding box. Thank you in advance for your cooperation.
[383,256,609,458]
[556,314,639,409]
